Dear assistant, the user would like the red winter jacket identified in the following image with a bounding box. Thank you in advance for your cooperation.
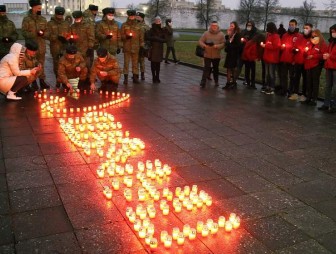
[242,40,258,61]
[263,33,280,64]
[304,41,327,70]
[280,32,302,63]
[293,35,310,64]
[324,41,336,70]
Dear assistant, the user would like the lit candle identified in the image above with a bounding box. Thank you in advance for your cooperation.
[177,232,185,245]
[149,238,158,249]
[147,223,154,235]
[172,227,179,240]
[183,224,191,237]
[134,219,141,231]
[111,179,119,190]
[124,188,132,201]
[160,230,168,243]
[233,216,241,229]
[218,216,226,227]
[164,235,172,248]
[174,203,182,213]
[189,228,197,240]
[103,186,112,199]
[96,167,104,178]
[205,196,212,206]
[201,225,209,237]
[210,223,219,234]
[138,226,146,238]
[145,234,152,246]
[162,204,169,215]
[197,221,203,233]
[225,221,233,232]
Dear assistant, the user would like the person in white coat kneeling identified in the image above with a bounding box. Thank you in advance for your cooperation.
[0,40,41,100]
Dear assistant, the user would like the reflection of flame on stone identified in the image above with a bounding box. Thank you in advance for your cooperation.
[38,91,241,249]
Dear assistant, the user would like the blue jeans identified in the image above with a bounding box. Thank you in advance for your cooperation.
[324,69,336,107]
[265,63,277,89]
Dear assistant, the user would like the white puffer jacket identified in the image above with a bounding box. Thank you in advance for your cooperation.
[0,43,32,94]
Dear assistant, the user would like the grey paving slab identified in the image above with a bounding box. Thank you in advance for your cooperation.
[311,198,336,221]
[15,232,81,254]
[0,215,13,245]
[4,155,48,173]
[0,174,7,192]
[0,244,15,254]
[275,239,333,254]
[0,160,5,174]
[7,170,54,191]
[2,144,41,159]
[316,231,336,253]
[0,192,10,215]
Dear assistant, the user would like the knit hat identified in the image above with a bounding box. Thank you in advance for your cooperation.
[97,48,108,58]
[0,5,6,12]
[72,10,82,19]
[66,45,77,54]
[137,12,145,19]
[29,0,42,7]
[25,40,38,51]
[55,6,65,15]
[89,4,98,11]
[127,10,136,16]
[102,7,115,16]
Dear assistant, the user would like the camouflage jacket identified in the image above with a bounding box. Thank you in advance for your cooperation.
[90,54,120,83]
[70,21,95,56]
[58,53,86,84]
[0,15,18,56]
[95,17,121,55]
[83,9,96,26]
[47,16,70,57]
[121,19,144,53]
[21,10,48,54]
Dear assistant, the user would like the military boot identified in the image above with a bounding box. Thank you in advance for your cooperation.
[40,79,50,89]
[133,74,140,84]
[123,74,128,85]
[141,72,145,80]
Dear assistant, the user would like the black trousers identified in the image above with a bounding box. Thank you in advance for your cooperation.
[202,58,220,83]
[306,65,322,101]
[151,62,161,80]
[165,47,177,62]
[11,76,29,92]
[244,61,256,85]
[280,62,295,93]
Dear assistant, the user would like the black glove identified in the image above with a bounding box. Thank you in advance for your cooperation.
[116,48,121,54]
[292,48,299,54]
[57,36,67,43]
[225,35,229,40]
[106,34,113,39]
[86,48,94,57]
[126,34,133,39]
[37,30,45,36]
[2,37,12,43]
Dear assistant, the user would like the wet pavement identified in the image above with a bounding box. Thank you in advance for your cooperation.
[0,45,336,254]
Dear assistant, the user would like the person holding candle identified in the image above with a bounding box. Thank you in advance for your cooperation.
[121,10,144,85]
[198,21,225,88]
[278,19,302,97]
[301,29,327,106]
[0,41,41,100]
[0,5,18,60]
[57,45,88,91]
[21,0,50,90]
[96,8,121,56]
[136,12,150,81]
[319,24,336,113]
[90,47,121,92]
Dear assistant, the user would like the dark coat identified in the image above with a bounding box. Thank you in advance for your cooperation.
[146,23,167,63]
[224,32,241,68]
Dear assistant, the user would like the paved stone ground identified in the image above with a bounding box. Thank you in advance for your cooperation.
[0,44,336,254]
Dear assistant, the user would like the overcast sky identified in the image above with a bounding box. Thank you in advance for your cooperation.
[116,0,326,10]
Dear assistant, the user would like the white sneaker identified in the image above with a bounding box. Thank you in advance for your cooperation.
[299,95,306,102]
[288,93,299,100]
[7,91,22,100]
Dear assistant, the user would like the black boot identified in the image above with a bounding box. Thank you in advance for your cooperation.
[133,74,140,84]
[31,80,39,91]
[141,72,145,80]
[40,79,50,89]
[123,74,128,85]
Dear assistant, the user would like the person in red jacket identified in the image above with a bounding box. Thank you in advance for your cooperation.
[318,24,336,113]
[242,33,265,89]
[289,23,313,101]
[278,19,302,96]
[301,29,327,106]
[260,22,280,95]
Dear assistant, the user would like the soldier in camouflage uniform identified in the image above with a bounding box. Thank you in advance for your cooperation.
[90,47,121,91]
[21,0,49,89]
[83,4,98,68]
[136,12,150,80]
[121,9,144,84]
[69,11,95,72]
[47,6,70,88]
[95,8,121,56]
[0,5,18,60]
[58,45,88,91]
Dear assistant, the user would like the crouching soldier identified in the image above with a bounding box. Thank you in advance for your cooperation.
[58,45,88,91]
[90,47,121,92]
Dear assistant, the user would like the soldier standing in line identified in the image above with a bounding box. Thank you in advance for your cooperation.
[90,47,121,92]
[47,6,70,88]
[57,45,88,91]
[83,4,98,68]
[136,12,150,81]
[21,0,50,90]
[95,8,121,56]
[68,10,95,88]
[0,5,18,60]
[121,9,144,85]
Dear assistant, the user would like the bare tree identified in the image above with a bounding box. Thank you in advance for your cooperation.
[257,0,280,31]
[236,0,260,26]
[297,0,316,25]
[195,0,219,30]
[146,0,171,21]
[324,0,336,12]
[127,3,136,10]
